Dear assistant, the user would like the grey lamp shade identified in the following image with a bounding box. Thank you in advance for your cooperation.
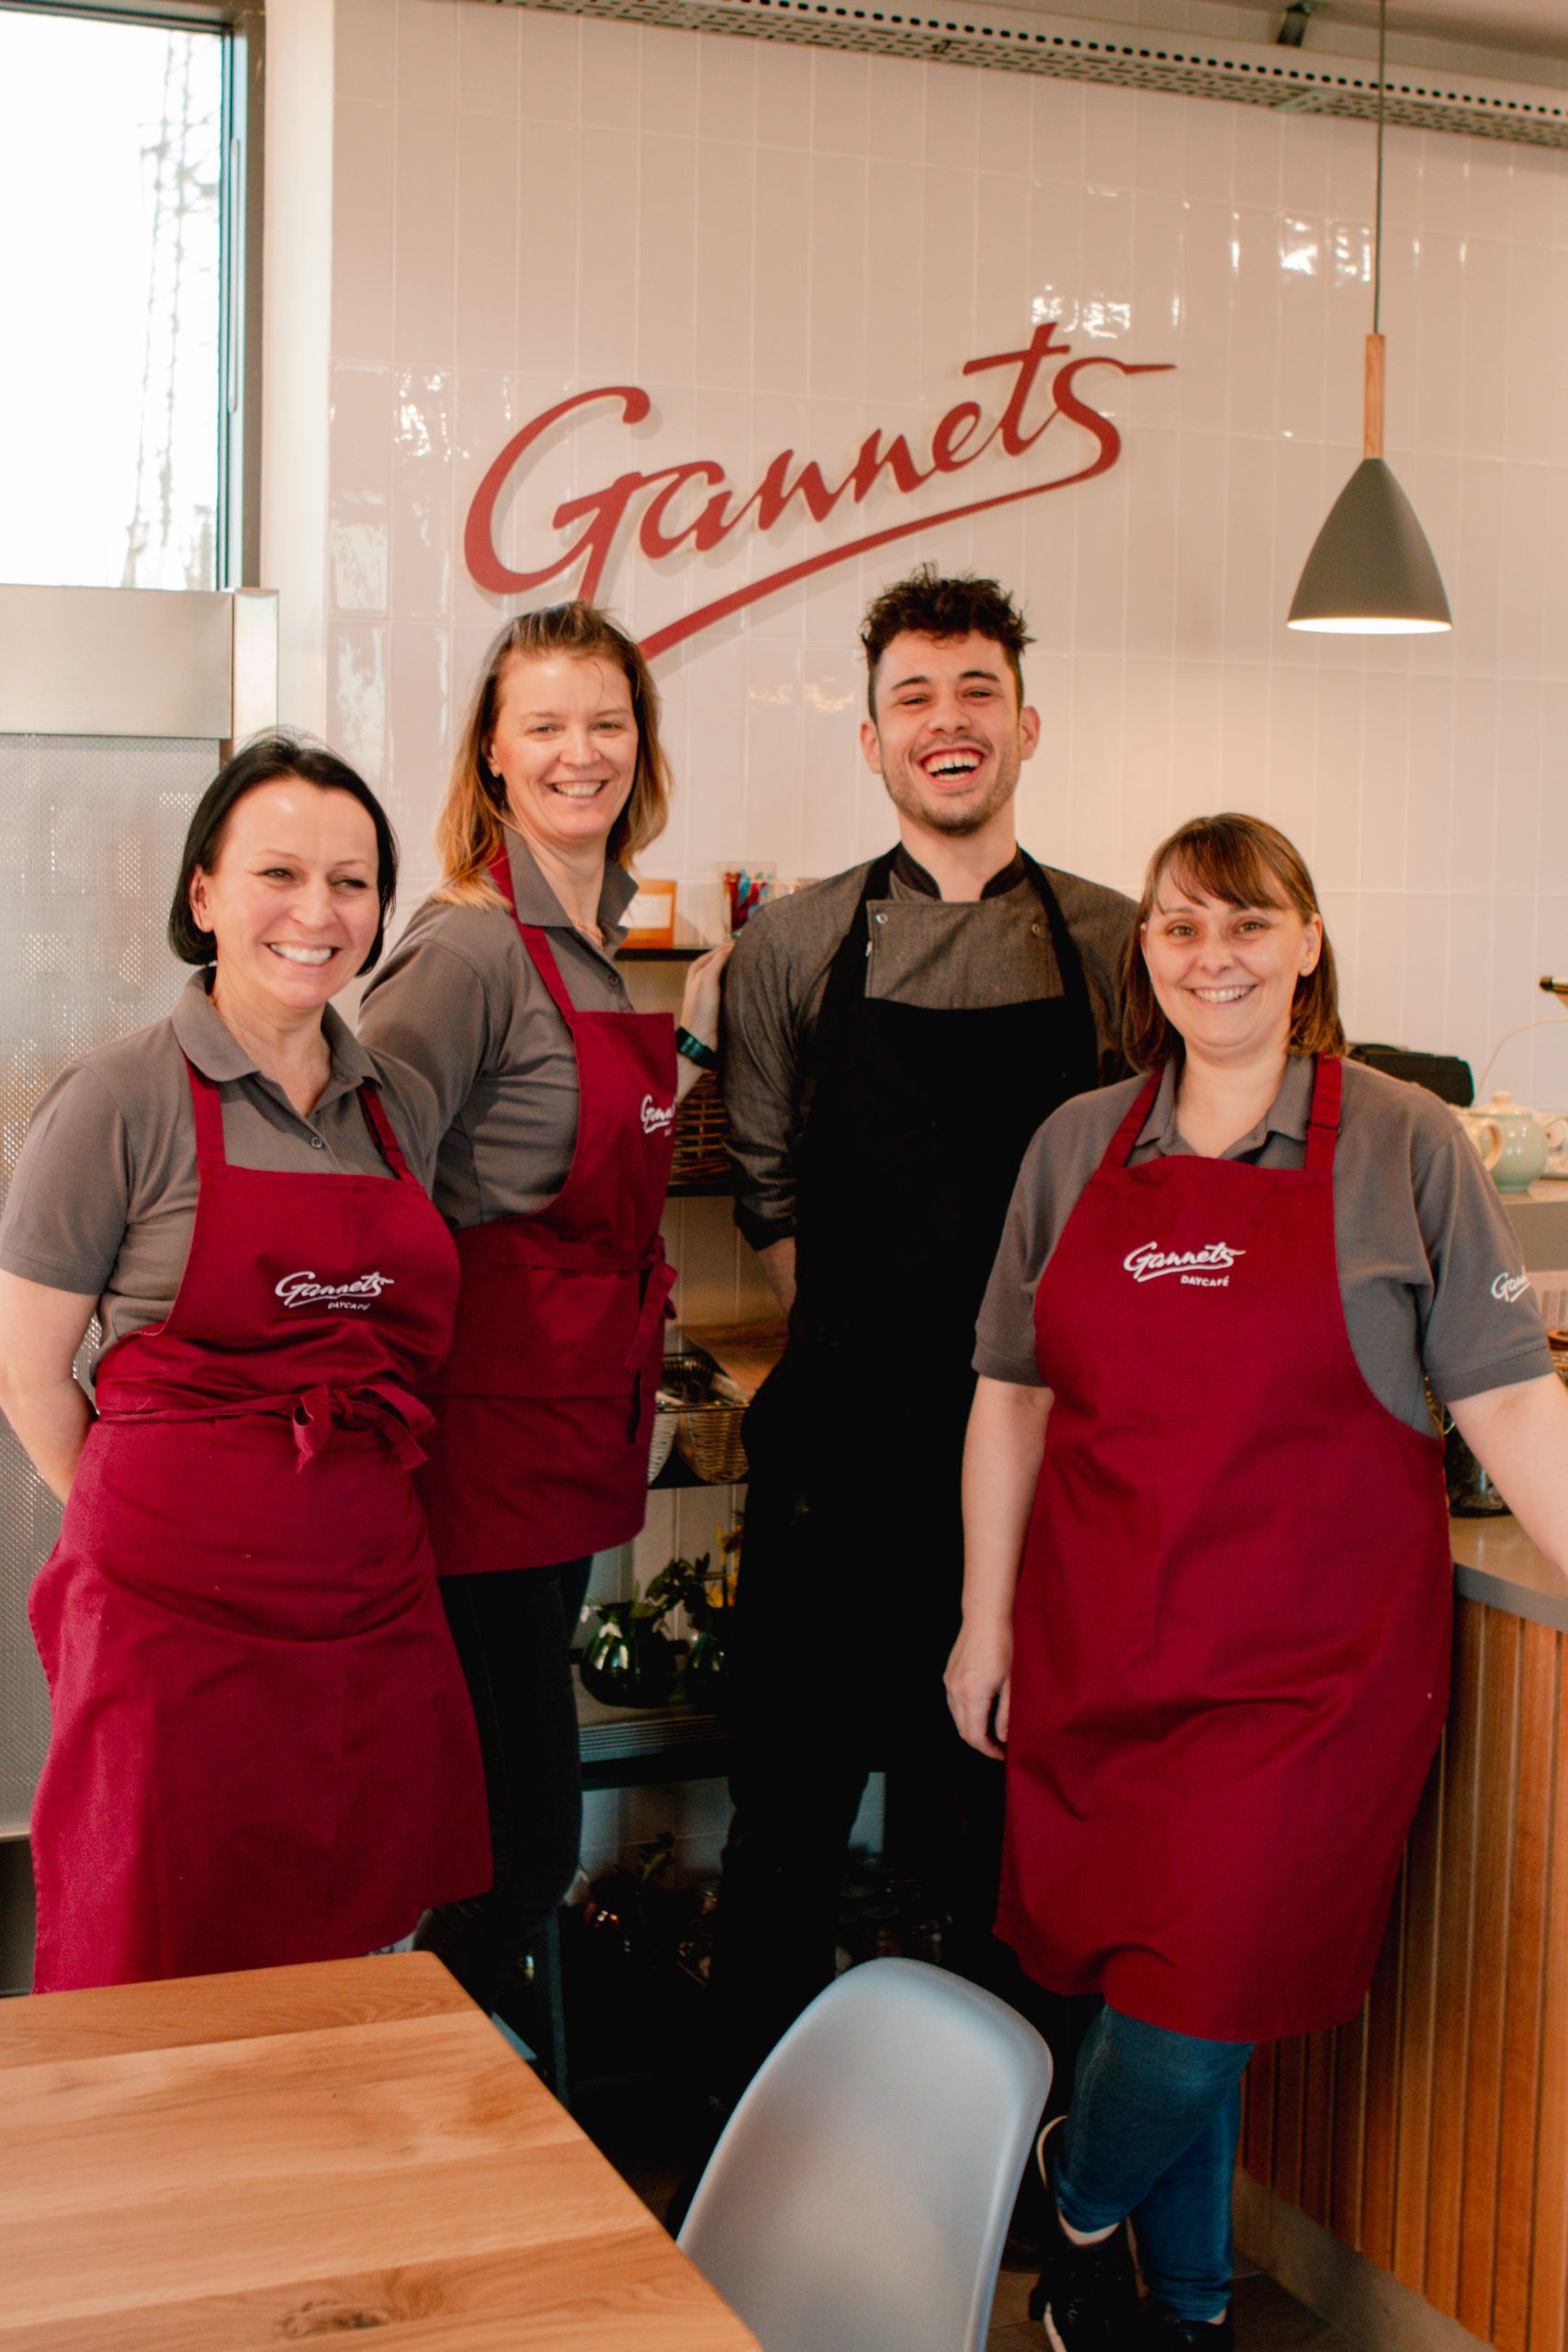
[1287,458,1452,634]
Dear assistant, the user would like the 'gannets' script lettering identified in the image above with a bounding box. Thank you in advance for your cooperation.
[276,1271,396,1312]
[464,324,1175,658]
[1123,1242,1246,1285]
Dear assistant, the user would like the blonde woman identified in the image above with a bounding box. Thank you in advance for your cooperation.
[359,603,725,2012]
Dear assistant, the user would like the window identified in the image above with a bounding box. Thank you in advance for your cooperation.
[0,6,235,591]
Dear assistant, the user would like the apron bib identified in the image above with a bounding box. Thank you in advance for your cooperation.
[998,1055,1454,2042]
[28,1060,491,1994]
[734,852,1100,1742]
[418,853,678,1575]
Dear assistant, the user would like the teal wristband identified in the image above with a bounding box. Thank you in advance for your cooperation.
[676,1025,719,1072]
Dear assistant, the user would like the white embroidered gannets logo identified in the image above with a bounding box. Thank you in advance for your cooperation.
[641,1094,676,1136]
[1491,1271,1531,1305]
[1123,1241,1246,1289]
[275,1271,396,1313]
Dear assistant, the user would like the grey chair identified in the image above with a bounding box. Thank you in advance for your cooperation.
[679,1956,1054,2352]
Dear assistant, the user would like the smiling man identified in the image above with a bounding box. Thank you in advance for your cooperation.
[711,566,1134,2099]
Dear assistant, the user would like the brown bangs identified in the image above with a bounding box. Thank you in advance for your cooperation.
[1158,827,1292,922]
[1122,812,1346,1072]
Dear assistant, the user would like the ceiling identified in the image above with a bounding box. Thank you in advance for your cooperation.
[1190,0,1568,65]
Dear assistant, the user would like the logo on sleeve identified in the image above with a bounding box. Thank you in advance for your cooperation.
[641,1094,676,1136]
[276,1271,395,1313]
[1490,1271,1531,1305]
[1123,1241,1245,1289]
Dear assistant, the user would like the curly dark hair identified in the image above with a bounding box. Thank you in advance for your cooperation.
[859,564,1033,720]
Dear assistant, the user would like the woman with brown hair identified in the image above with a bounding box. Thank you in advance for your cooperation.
[358,602,726,2013]
[946,813,1568,2349]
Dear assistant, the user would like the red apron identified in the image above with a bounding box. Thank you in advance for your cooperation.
[998,1055,1453,2043]
[28,1060,491,1994]
[417,855,677,1575]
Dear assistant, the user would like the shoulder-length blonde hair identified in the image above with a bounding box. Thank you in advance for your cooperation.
[1122,812,1346,1072]
[434,603,671,907]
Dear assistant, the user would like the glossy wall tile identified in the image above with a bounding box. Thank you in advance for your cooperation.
[325,0,1568,1122]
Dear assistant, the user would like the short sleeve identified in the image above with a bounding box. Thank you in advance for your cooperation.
[1413,1120,1555,1404]
[364,1052,446,1194]
[0,1065,132,1295]
[358,932,494,1146]
[974,1142,1054,1385]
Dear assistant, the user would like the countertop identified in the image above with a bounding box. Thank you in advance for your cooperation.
[1450,1513,1568,1633]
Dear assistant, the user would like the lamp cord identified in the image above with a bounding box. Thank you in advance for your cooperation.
[1372,0,1386,334]
[1475,1011,1568,1102]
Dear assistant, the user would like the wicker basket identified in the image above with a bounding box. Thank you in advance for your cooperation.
[671,1072,729,1189]
[649,1352,716,1486]
[646,1406,678,1483]
[677,1373,750,1485]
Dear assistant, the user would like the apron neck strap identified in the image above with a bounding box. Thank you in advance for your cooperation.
[182,1057,229,1170]
[357,1080,412,1177]
[489,848,584,1026]
[1107,1068,1165,1169]
[1303,1054,1342,1172]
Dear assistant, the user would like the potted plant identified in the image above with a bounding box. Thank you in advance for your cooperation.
[579,1580,680,1707]
[646,1532,739,1700]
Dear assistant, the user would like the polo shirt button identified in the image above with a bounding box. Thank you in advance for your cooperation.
[309,1134,326,1150]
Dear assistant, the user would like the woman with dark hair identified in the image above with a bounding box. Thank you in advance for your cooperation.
[947,813,1568,2349]
[0,734,489,1992]
[357,602,727,2015]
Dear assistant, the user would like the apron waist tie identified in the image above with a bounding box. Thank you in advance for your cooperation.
[625,1252,678,1442]
[291,1383,435,1472]
[625,1251,678,1374]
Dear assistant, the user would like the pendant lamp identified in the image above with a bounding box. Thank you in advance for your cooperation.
[1287,0,1451,635]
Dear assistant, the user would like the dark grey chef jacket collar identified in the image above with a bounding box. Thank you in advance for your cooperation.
[504,835,636,964]
[1137,1051,1317,1160]
[174,969,375,1107]
[892,842,1029,902]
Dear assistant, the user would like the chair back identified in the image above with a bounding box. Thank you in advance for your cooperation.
[679,1957,1053,2352]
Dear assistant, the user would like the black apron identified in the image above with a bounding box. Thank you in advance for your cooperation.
[732,850,1100,1749]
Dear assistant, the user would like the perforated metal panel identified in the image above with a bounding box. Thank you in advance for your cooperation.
[0,734,216,1836]
[508,0,1568,147]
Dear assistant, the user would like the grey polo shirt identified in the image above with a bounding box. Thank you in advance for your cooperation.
[720,845,1135,1253]
[355,838,638,1229]
[975,1054,1554,1433]
[0,970,443,1359]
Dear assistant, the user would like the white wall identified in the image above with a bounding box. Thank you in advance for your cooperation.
[297,0,1568,1866]
[320,0,1568,1102]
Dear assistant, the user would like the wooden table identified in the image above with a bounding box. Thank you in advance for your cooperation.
[0,1951,759,2351]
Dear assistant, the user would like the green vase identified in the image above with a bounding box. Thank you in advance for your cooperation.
[580,1610,679,1708]
[684,1627,726,1700]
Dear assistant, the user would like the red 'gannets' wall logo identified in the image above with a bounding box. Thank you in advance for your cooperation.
[464,322,1174,660]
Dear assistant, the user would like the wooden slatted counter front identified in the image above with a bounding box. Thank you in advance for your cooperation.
[1238,1524,1568,2352]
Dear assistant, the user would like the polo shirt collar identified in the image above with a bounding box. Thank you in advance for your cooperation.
[1135,1051,1316,1159]
[173,969,375,1100]
[504,834,636,944]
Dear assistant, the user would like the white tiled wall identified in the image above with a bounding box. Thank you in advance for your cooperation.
[324,0,1568,1114]
[313,0,1568,1862]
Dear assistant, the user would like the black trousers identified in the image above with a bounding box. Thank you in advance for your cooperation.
[709,1688,1063,2104]
[413,1556,592,2012]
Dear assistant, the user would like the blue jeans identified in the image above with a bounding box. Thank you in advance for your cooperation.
[1055,2005,1254,2325]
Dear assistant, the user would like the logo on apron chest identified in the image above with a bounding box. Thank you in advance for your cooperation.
[274,1270,396,1313]
[1122,1241,1245,1289]
[640,1094,676,1136]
